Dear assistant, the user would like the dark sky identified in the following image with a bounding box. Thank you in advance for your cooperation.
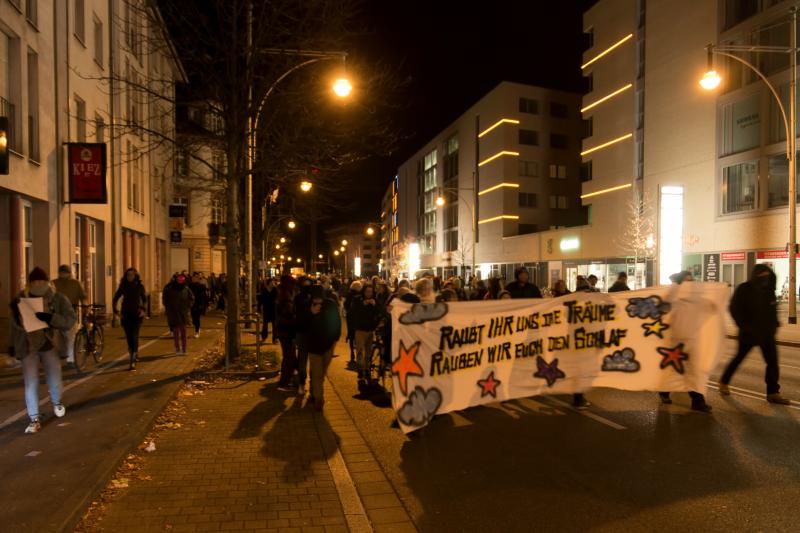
[340,0,595,224]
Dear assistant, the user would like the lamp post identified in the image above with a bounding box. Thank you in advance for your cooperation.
[701,7,797,323]
[435,186,477,278]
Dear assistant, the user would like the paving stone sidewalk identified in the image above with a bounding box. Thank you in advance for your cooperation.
[80,362,416,533]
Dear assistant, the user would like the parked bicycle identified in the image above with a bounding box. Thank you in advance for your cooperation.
[367,321,391,390]
[74,304,106,372]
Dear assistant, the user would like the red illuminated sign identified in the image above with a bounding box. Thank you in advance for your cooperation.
[721,252,746,262]
[756,250,788,259]
[68,143,107,204]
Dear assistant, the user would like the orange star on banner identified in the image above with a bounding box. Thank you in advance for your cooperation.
[657,343,689,374]
[392,341,424,396]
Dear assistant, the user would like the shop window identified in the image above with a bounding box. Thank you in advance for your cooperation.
[722,93,760,155]
[722,160,758,214]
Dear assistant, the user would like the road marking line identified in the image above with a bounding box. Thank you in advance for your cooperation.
[544,396,627,430]
[706,381,800,410]
[0,332,169,431]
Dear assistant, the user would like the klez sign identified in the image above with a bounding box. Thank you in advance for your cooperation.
[67,143,107,203]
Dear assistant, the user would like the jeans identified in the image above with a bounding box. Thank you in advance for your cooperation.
[191,309,202,333]
[261,319,275,342]
[173,325,187,353]
[309,349,334,404]
[278,337,297,387]
[295,335,309,387]
[62,321,78,362]
[354,330,374,375]
[22,350,63,419]
[121,313,142,356]
[721,336,781,394]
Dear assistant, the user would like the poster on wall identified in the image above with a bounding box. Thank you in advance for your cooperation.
[389,284,729,434]
[703,254,720,282]
[67,143,107,204]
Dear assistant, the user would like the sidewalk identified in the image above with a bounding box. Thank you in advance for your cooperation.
[0,312,226,533]
[77,341,417,533]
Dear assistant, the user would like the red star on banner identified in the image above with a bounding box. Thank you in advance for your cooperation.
[477,371,501,398]
[391,341,424,396]
[657,343,689,374]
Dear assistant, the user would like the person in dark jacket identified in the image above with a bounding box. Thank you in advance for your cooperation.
[304,285,342,410]
[470,279,488,301]
[275,276,297,390]
[189,273,209,338]
[343,281,363,364]
[608,272,631,292]
[258,278,278,343]
[216,273,227,311]
[719,264,791,404]
[505,267,543,299]
[113,268,148,370]
[552,279,571,297]
[162,274,194,356]
[293,277,314,395]
[658,271,711,412]
[352,285,383,384]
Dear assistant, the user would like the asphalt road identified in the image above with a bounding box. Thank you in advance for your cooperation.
[325,337,800,532]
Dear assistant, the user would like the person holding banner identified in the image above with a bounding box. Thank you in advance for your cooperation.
[9,267,77,434]
[719,264,791,405]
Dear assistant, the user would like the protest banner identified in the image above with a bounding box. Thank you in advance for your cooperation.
[389,283,730,434]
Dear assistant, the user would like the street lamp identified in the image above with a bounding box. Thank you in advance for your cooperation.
[300,180,313,193]
[318,254,324,259]
[340,246,345,252]
[287,220,296,229]
[435,196,446,207]
[701,7,798,323]
[333,78,353,98]
[366,227,375,236]
[280,237,286,243]
[334,250,340,256]
[342,239,348,246]
[297,258,302,263]
[436,185,477,278]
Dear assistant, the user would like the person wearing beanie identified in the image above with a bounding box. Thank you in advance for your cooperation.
[9,267,77,434]
[53,265,86,365]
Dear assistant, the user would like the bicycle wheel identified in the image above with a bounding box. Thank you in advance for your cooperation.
[74,330,89,372]
[91,326,105,363]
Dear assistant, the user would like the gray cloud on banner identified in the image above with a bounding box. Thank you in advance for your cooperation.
[625,296,671,320]
[397,387,442,427]
[399,303,449,325]
[602,348,640,372]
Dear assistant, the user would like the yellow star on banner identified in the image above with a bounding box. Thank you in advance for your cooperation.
[642,319,669,339]
[391,341,424,397]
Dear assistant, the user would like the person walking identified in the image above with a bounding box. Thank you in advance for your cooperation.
[9,267,77,434]
[504,267,543,299]
[304,285,342,411]
[52,265,86,366]
[216,273,227,311]
[189,273,209,339]
[163,274,194,355]
[352,284,382,388]
[258,277,278,343]
[275,275,298,391]
[719,264,791,404]
[608,272,631,292]
[293,277,314,395]
[113,268,147,370]
[344,280,363,365]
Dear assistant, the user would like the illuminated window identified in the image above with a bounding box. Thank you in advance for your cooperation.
[659,186,684,284]
[549,164,567,179]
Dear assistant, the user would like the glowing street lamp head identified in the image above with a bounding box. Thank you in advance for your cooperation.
[318,254,323,259]
[271,257,276,261]
[280,255,285,259]
[300,181,313,193]
[366,227,375,235]
[280,237,286,243]
[296,258,301,263]
[340,246,345,252]
[699,70,721,90]
[334,250,340,256]
[288,256,292,261]
[333,78,352,98]
[341,239,348,246]
[435,196,446,207]
[287,220,296,229]
[275,244,280,249]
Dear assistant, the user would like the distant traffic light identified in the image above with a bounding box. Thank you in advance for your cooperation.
[0,117,8,175]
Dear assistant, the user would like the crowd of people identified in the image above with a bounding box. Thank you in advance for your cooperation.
[6,261,792,435]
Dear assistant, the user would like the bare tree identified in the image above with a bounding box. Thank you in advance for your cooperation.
[616,186,656,283]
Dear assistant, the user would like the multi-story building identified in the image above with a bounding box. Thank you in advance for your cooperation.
[390,81,587,283]
[1,0,184,353]
[326,223,379,279]
[380,176,400,278]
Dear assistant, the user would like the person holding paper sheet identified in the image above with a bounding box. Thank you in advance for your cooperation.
[9,267,77,434]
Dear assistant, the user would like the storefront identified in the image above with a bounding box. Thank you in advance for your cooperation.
[755,249,799,301]
[563,258,652,292]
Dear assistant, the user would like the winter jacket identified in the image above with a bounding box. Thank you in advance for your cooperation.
[303,298,342,354]
[113,278,147,316]
[343,289,361,329]
[504,281,542,299]
[10,287,77,358]
[608,281,630,292]
[258,286,277,321]
[162,282,194,327]
[53,277,87,306]
[351,295,382,332]
[730,266,779,341]
[190,281,209,313]
[293,288,313,337]
[274,295,296,340]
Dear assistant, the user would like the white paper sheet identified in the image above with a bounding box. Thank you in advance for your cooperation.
[18,297,48,333]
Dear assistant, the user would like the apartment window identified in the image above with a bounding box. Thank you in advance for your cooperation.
[770,83,800,143]
[724,0,759,31]
[27,49,39,161]
[580,161,593,182]
[519,129,539,146]
[74,95,86,141]
[173,195,189,225]
[519,97,539,115]
[1,31,21,152]
[584,72,593,93]
[550,102,568,118]
[767,153,800,208]
[721,94,760,155]
[132,147,142,214]
[549,164,567,179]
[443,229,458,252]
[419,149,438,254]
[93,16,103,67]
[582,27,594,51]
[549,195,568,210]
[127,141,133,209]
[211,199,224,224]
[443,133,459,181]
[95,115,105,143]
[74,0,85,43]
[23,202,33,278]
[518,160,538,177]
[176,148,188,176]
[722,160,758,214]
[26,0,38,26]
[550,133,568,149]
[582,118,593,139]
[518,192,537,208]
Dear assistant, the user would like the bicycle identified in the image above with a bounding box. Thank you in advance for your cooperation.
[74,304,106,372]
[367,321,391,390]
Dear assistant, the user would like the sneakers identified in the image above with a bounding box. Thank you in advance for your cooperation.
[54,404,66,418]
[25,419,41,434]
[718,383,731,396]
[297,384,306,396]
[194,332,200,339]
[277,384,294,392]
[767,393,792,405]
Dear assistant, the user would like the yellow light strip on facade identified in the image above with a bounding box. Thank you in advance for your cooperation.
[478,150,519,167]
[478,182,520,196]
[581,33,634,69]
[478,215,520,224]
[478,118,520,138]
[580,183,632,199]
[581,83,633,113]
[580,133,633,156]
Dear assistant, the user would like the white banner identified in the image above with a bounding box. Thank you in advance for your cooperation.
[390,283,730,433]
